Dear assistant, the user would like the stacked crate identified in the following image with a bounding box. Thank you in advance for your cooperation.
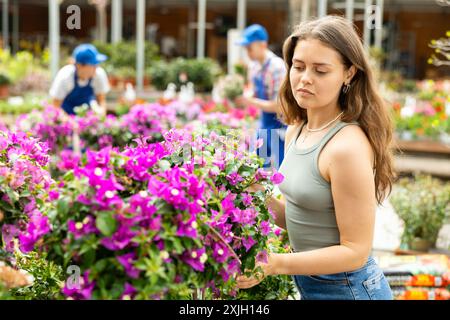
[378,255,450,300]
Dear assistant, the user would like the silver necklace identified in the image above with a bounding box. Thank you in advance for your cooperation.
[300,111,344,144]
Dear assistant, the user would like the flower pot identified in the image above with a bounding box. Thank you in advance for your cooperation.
[440,133,450,146]
[400,131,414,141]
[0,85,9,99]
[109,76,119,88]
[144,76,151,87]
[409,238,432,252]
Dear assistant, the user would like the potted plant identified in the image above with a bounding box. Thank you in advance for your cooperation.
[0,73,11,99]
[390,174,450,252]
[213,74,245,108]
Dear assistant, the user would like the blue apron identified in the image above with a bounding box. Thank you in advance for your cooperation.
[254,57,286,169]
[61,71,96,115]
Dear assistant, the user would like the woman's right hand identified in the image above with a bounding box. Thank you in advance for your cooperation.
[246,183,265,193]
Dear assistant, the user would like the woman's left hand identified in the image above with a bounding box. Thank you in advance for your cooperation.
[236,258,275,289]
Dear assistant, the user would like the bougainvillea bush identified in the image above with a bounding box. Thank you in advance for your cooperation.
[0,131,65,300]
[120,103,178,143]
[14,105,73,154]
[1,97,295,300]
[41,128,286,300]
[0,131,54,254]
[234,228,296,300]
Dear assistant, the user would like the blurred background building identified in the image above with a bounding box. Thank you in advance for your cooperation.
[1,0,449,80]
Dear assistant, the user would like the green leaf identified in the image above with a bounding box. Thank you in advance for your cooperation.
[56,198,69,217]
[95,211,117,237]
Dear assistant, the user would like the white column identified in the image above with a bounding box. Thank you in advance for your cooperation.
[196,0,206,59]
[111,0,122,43]
[237,0,246,63]
[374,0,384,50]
[237,0,246,31]
[136,0,145,92]
[317,0,327,18]
[98,5,107,43]
[2,0,9,50]
[301,0,310,23]
[363,0,373,49]
[49,0,60,80]
[12,0,18,52]
[345,0,354,21]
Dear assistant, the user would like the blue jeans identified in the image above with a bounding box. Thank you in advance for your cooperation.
[293,256,393,300]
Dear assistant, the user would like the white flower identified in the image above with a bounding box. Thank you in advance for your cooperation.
[200,253,208,263]
[160,251,170,260]
[217,249,224,256]
[139,190,148,198]
[171,189,180,196]
[191,251,198,259]
[105,191,115,199]
[94,167,103,176]
[191,221,198,229]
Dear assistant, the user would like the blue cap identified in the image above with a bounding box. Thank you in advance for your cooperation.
[235,24,269,46]
[73,44,108,65]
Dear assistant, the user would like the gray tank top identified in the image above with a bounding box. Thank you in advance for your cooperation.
[278,120,360,252]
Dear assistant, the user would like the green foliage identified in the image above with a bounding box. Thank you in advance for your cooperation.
[0,96,44,115]
[93,41,160,72]
[390,174,450,247]
[235,230,297,300]
[0,73,11,86]
[148,58,222,92]
[9,251,64,300]
[147,61,170,91]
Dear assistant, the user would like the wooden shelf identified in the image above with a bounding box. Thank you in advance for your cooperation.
[394,154,450,178]
[395,139,450,155]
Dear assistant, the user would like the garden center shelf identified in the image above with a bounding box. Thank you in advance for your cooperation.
[395,139,450,155]
[394,154,450,179]
[393,139,450,179]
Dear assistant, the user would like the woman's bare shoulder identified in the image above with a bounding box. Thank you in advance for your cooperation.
[327,124,374,166]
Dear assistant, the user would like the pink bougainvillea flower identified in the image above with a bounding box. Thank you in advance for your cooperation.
[100,225,136,251]
[67,215,98,240]
[181,247,207,272]
[18,209,51,253]
[226,172,244,186]
[270,171,284,185]
[256,250,269,264]
[62,271,95,300]
[259,220,272,236]
[117,252,141,279]
[121,283,137,300]
[242,236,256,252]
[212,241,230,264]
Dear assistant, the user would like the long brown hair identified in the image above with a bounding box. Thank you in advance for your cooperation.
[279,15,395,205]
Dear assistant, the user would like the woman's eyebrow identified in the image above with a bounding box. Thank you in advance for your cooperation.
[292,58,332,66]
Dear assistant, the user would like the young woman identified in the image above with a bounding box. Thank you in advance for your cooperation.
[237,16,395,300]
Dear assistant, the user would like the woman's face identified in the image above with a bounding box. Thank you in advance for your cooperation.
[289,38,354,110]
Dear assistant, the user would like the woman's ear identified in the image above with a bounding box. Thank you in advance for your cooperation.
[345,65,357,84]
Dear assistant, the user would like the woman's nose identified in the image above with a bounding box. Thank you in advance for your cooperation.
[300,69,313,85]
